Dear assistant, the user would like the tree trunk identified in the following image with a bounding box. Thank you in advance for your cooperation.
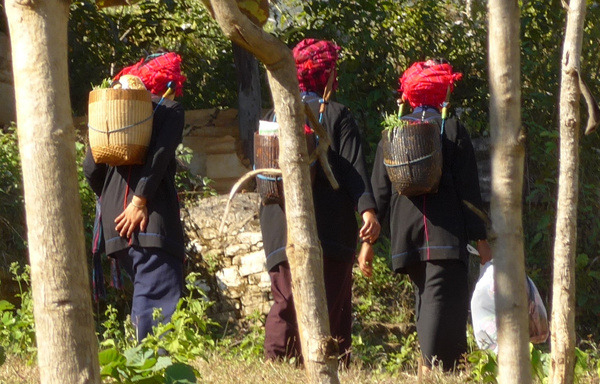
[550,1,587,383]
[487,1,531,383]
[206,1,340,383]
[5,1,100,383]
[233,43,262,163]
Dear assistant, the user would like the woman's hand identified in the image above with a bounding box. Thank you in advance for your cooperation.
[115,196,148,239]
[359,209,381,244]
[357,241,374,278]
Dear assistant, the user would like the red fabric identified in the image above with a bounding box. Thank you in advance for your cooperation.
[399,60,463,109]
[292,39,340,95]
[114,52,186,97]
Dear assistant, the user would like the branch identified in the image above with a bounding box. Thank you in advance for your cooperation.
[218,168,282,235]
[576,70,600,135]
[207,0,288,67]
[304,104,339,190]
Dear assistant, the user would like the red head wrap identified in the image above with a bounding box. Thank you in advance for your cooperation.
[114,52,186,97]
[399,60,463,109]
[292,38,340,95]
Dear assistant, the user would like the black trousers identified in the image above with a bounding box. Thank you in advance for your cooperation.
[113,246,183,342]
[406,260,469,370]
[264,259,354,365]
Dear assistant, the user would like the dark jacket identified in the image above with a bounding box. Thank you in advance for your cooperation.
[260,95,376,270]
[371,109,486,273]
[84,96,185,258]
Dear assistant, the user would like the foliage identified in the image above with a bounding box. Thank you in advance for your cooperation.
[68,0,237,114]
[0,263,36,363]
[381,331,419,373]
[175,144,218,204]
[353,237,414,325]
[0,126,27,272]
[92,78,114,89]
[142,273,218,362]
[380,112,408,131]
[99,345,198,383]
[465,347,497,383]
[97,273,217,382]
[217,310,266,361]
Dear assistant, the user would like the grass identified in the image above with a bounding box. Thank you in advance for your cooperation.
[0,356,38,384]
[0,351,479,384]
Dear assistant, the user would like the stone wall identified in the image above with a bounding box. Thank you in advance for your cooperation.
[181,193,271,323]
[181,109,253,194]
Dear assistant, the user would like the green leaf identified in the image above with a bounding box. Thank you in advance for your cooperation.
[576,253,589,269]
[124,345,155,367]
[98,348,122,366]
[164,363,197,383]
[152,356,173,372]
[0,300,15,312]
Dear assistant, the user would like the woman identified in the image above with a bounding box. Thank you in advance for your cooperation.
[360,59,491,371]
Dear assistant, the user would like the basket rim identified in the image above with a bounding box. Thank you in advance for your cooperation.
[89,88,152,103]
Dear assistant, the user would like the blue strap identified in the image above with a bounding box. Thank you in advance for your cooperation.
[257,174,283,181]
[253,164,283,181]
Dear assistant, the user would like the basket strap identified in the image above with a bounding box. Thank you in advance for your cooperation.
[88,93,168,134]
[88,113,153,134]
[383,150,438,168]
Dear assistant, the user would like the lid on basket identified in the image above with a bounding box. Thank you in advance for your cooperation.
[112,75,147,91]
[258,121,279,136]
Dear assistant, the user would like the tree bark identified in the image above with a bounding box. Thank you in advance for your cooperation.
[5,0,100,383]
[233,43,262,163]
[206,1,340,383]
[488,1,531,383]
[550,1,587,383]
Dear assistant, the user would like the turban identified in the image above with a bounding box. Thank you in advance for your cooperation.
[114,52,186,97]
[292,39,340,95]
[399,60,463,109]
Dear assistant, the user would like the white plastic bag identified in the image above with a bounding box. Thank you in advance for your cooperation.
[470,261,498,352]
[470,260,549,352]
[526,274,550,344]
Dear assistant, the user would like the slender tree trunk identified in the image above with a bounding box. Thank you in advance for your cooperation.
[206,1,340,383]
[5,0,100,383]
[550,1,587,383]
[233,43,261,163]
[488,1,531,383]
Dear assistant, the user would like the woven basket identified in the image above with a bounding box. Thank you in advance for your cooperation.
[254,131,317,206]
[88,88,153,166]
[382,120,442,196]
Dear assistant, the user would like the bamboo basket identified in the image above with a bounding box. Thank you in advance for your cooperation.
[88,88,153,166]
[382,120,442,196]
[254,131,317,206]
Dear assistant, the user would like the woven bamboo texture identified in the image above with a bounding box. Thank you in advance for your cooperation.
[382,120,442,196]
[88,88,153,166]
[254,131,316,206]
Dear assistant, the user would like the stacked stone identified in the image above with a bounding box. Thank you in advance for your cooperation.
[182,193,272,324]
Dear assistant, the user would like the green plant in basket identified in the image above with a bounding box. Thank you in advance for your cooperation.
[381,113,409,141]
[91,78,113,90]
